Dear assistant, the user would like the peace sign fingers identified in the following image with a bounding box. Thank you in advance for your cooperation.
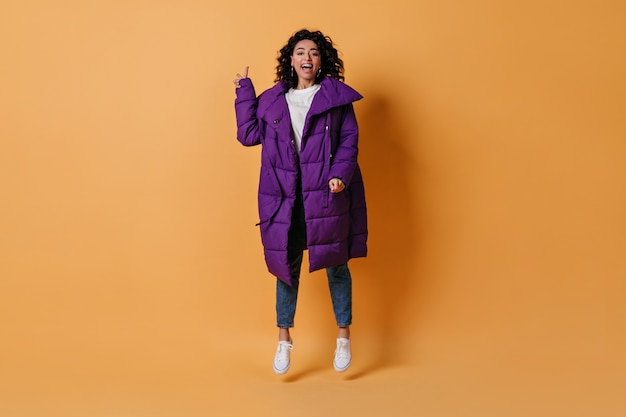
[233,66,249,88]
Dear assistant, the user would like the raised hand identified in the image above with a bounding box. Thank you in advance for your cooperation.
[233,66,249,88]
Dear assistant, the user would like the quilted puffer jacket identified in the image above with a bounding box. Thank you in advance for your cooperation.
[235,76,367,285]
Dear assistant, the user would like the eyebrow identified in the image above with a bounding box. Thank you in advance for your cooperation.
[295,47,319,51]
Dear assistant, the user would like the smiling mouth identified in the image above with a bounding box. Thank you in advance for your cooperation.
[301,64,313,70]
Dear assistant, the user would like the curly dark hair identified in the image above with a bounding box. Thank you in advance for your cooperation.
[275,29,345,88]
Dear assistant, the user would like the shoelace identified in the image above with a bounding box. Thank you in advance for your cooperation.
[277,342,293,355]
[335,341,350,359]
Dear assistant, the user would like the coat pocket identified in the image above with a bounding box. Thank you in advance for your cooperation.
[257,166,282,225]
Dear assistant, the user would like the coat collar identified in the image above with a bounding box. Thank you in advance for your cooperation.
[257,77,363,121]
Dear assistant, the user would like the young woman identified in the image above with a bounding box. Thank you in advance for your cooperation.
[233,29,367,374]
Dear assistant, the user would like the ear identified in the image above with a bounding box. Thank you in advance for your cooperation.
[290,56,294,66]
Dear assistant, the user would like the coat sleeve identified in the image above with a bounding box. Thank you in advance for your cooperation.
[234,78,261,147]
[328,104,359,187]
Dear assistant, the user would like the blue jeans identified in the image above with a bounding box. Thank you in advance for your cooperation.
[276,248,353,328]
[276,175,353,328]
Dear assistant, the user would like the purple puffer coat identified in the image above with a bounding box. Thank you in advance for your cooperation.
[235,76,367,286]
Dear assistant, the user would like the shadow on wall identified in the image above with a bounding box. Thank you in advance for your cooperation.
[352,91,424,373]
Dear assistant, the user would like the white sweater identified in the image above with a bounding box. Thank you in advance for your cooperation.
[285,84,321,153]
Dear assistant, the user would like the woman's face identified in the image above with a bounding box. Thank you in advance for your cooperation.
[290,39,321,87]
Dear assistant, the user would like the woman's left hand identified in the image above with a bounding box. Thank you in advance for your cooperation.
[329,178,345,193]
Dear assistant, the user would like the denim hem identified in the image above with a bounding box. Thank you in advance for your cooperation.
[277,324,294,329]
[337,322,352,327]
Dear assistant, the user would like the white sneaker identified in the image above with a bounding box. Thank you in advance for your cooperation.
[333,338,351,372]
[273,340,293,374]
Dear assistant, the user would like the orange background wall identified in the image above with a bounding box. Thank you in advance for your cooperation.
[1,1,625,416]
